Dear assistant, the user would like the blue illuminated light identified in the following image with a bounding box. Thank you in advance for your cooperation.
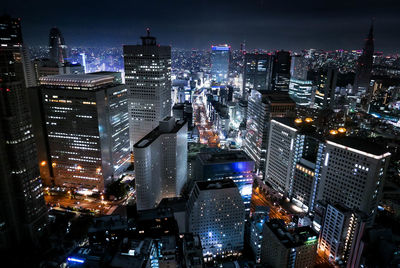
[67,257,85,264]
[212,46,230,51]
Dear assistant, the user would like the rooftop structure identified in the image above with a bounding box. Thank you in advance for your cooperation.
[39,74,114,88]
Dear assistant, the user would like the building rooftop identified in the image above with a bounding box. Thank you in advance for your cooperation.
[196,179,237,191]
[262,91,296,104]
[134,118,187,148]
[197,149,253,165]
[326,136,391,158]
[266,219,318,248]
[39,74,114,88]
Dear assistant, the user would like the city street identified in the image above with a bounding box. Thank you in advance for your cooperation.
[250,186,292,224]
[193,90,220,147]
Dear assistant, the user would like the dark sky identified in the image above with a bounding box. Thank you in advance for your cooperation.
[3,0,400,52]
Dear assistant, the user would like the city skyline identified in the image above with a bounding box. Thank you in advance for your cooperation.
[3,0,400,52]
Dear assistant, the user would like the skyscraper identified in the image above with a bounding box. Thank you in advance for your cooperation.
[123,29,172,148]
[187,179,245,258]
[36,74,130,191]
[242,53,273,98]
[313,67,338,110]
[317,136,390,224]
[353,22,374,94]
[210,44,230,85]
[0,15,47,250]
[271,50,291,91]
[244,90,295,172]
[48,27,68,66]
[134,117,187,211]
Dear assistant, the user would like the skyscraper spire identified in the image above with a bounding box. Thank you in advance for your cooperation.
[353,20,374,94]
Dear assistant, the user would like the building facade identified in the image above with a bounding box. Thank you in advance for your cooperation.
[210,45,230,85]
[187,179,245,259]
[37,74,130,191]
[134,117,187,211]
[261,219,318,268]
[0,14,47,250]
[123,30,172,147]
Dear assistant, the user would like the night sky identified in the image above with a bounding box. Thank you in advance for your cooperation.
[3,0,400,52]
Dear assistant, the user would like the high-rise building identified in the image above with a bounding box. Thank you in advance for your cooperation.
[265,117,325,212]
[0,15,47,250]
[317,136,390,224]
[210,45,230,85]
[319,203,366,267]
[271,50,291,91]
[260,219,318,268]
[244,90,295,172]
[290,55,308,80]
[48,27,67,66]
[134,117,187,211]
[242,53,273,98]
[123,29,172,148]
[187,179,245,259]
[264,118,298,195]
[353,22,374,95]
[313,68,338,109]
[35,74,130,191]
[195,149,255,214]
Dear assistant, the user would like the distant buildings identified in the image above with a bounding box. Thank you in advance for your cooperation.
[35,74,130,191]
[123,29,172,148]
[48,27,67,66]
[261,219,318,267]
[187,179,245,259]
[271,50,291,91]
[313,68,338,110]
[242,53,273,97]
[134,117,187,211]
[0,14,47,249]
[353,23,374,95]
[210,45,230,84]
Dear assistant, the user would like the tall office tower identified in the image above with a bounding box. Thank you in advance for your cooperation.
[37,74,130,191]
[317,136,390,224]
[249,206,269,263]
[134,117,187,211]
[319,203,366,267]
[290,55,308,80]
[353,22,374,95]
[195,150,255,215]
[265,118,298,195]
[0,15,47,250]
[271,50,291,91]
[313,67,338,109]
[265,117,325,212]
[210,44,230,85]
[260,219,318,268]
[187,179,245,258]
[48,27,67,66]
[123,30,172,147]
[244,90,295,172]
[242,53,273,99]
